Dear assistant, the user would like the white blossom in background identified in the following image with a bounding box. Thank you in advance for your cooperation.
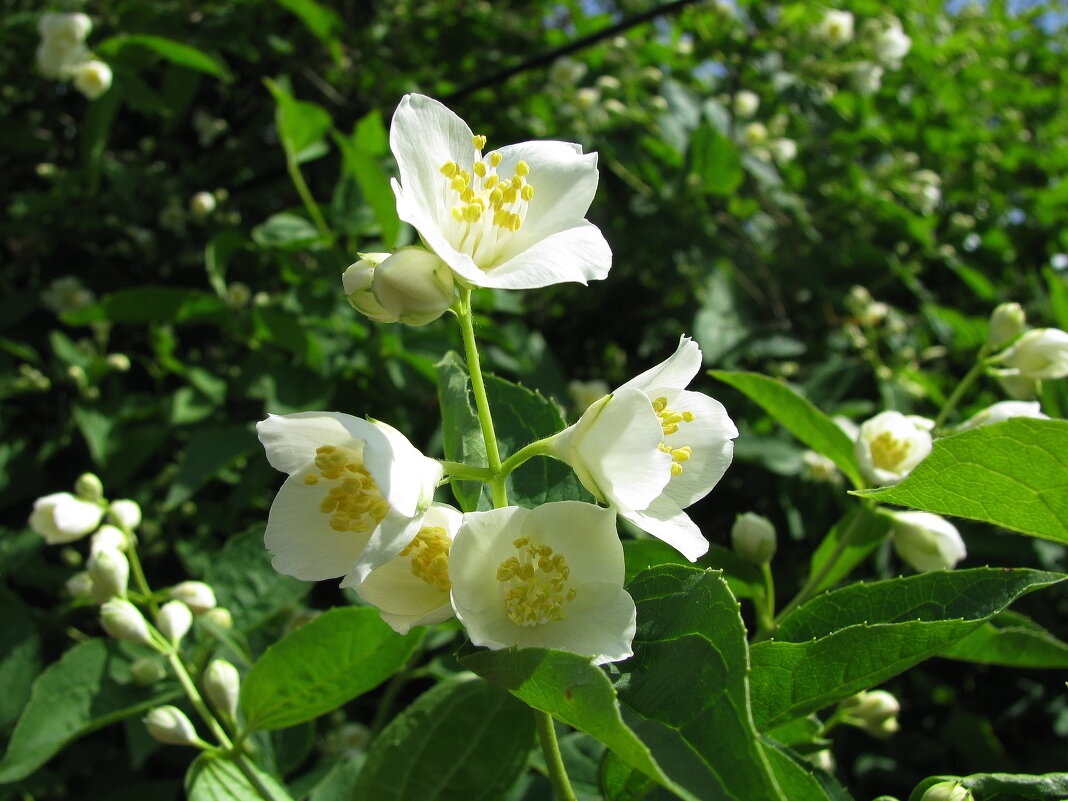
[986,302,1026,349]
[108,499,142,531]
[204,659,241,720]
[993,328,1068,380]
[843,690,901,738]
[874,20,912,68]
[72,60,112,100]
[189,191,216,217]
[733,90,760,119]
[257,411,443,586]
[39,12,93,41]
[449,501,635,664]
[567,378,610,416]
[548,336,737,561]
[90,524,128,556]
[997,372,1039,400]
[29,492,104,544]
[36,33,88,79]
[66,570,95,600]
[169,581,218,614]
[743,122,768,147]
[42,276,96,314]
[921,782,974,801]
[854,410,933,486]
[906,169,941,215]
[768,138,797,164]
[548,57,587,85]
[801,450,842,484]
[388,93,611,290]
[958,401,1048,431]
[731,513,777,564]
[852,61,884,95]
[889,511,966,571]
[356,503,462,634]
[817,10,855,47]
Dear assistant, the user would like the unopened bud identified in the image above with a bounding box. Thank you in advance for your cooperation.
[30,492,104,545]
[994,328,1068,380]
[890,511,965,572]
[90,524,129,556]
[100,599,153,645]
[75,473,104,502]
[921,781,973,801]
[731,513,777,564]
[88,547,130,600]
[997,372,1039,400]
[106,353,131,372]
[843,690,901,738]
[204,606,233,629]
[65,570,94,600]
[343,253,395,323]
[72,60,113,101]
[130,656,168,686]
[371,248,455,326]
[204,659,241,720]
[169,581,217,614]
[157,601,193,644]
[189,191,216,217]
[144,706,203,747]
[987,302,1026,349]
[108,499,142,531]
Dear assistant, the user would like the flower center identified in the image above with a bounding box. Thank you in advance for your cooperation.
[496,536,576,627]
[303,445,389,533]
[653,396,695,476]
[869,431,910,471]
[438,135,535,269]
[400,526,451,591]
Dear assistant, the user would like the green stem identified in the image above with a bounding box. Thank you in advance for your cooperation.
[455,287,508,507]
[498,437,556,478]
[124,539,159,619]
[166,649,233,749]
[286,156,331,239]
[933,356,989,430]
[534,709,578,801]
[439,461,495,483]
[754,562,776,639]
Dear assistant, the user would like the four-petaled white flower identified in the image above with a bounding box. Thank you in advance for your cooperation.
[854,410,933,487]
[356,503,462,634]
[29,492,104,544]
[389,93,611,290]
[889,511,966,572]
[547,336,737,561]
[449,501,635,664]
[257,411,443,587]
[994,327,1068,380]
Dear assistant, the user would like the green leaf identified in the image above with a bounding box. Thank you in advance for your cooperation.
[0,590,42,732]
[351,675,533,801]
[599,752,657,801]
[749,568,1065,730]
[623,539,762,600]
[333,123,400,247]
[762,739,854,801]
[938,611,1068,668]
[806,506,891,594]
[908,772,1068,801]
[265,79,333,163]
[251,213,325,250]
[186,752,293,801]
[204,528,310,634]
[205,230,247,300]
[62,286,229,326]
[618,565,785,801]
[690,124,743,196]
[710,371,864,489]
[855,418,1068,543]
[240,607,420,731]
[96,35,231,80]
[271,0,343,62]
[81,84,120,194]
[163,424,259,509]
[0,639,179,783]
[436,351,488,512]
[459,645,685,799]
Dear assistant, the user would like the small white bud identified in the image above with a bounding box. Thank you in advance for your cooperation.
[169,581,217,614]
[996,372,1039,400]
[354,248,456,327]
[731,513,777,564]
[733,90,760,119]
[65,570,95,600]
[39,12,93,41]
[743,122,768,147]
[204,606,234,629]
[768,138,797,164]
[74,473,104,502]
[29,492,104,545]
[204,659,241,720]
[342,253,396,323]
[72,60,113,101]
[994,327,1068,380]
[921,781,974,801]
[108,499,142,531]
[189,191,217,217]
[100,599,153,645]
[958,400,1048,431]
[130,657,168,687]
[157,601,194,644]
[986,302,1026,349]
[87,547,130,600]
[106,353,132,371]
[90,524,129,556]
[890,511,966,572]
[816,10,854,46]
[144,706,203,747]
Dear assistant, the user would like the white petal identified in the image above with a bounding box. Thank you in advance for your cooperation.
[264,470,369,581]
[363,419,442,517]
[657,390,737,509]
[619,336,703,394]
[465,222,611,290]
[618,495,709,561]
[52,496,105,538]
[541,581,635,664]
[521,502,623,581]
[392,178,483,282]
[257,412,360,474]
[344,507,424,587]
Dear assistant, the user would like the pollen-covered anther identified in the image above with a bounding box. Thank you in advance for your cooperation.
[496,539,576,627]
[307,445,389,533]
[440,138,534,243]
[653,398,697,475]
[869,431,911,471]
[400,526,452,591]
[472,134,487,150]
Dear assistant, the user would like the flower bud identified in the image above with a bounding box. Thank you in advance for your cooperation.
[65,570,94,600]
[204,606,233,629]
[343,253,396,323]
[90,524,129,556]
[958,400,1048,431]
[844,690,900,738]
[768,138,797,164]
[996,372,1039,400]
[75,473,104,502]
[731,513,777,564]
[157,601,193,644]
[130,656,168,687]
[921,781,973,801]
[890,511,965,572]
[72,60,113,101]
[108,499,142,531]
[204,659,241,720]
[733,90,760,119]
[986,302,1026,349]
[100,599,153,645]
[169,581,217,614]
[106,353,132,372]
[994,328,1068,380]
[371,248,456,326]
[189,191,216,217]
[29,492,105,545]
[36,37,88,80]
[816,10,854,46]
[39,12,93,42]
[743,122,768,147]
[144,706,203,747]
[87,547,130,600]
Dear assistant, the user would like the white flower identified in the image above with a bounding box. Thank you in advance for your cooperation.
[567,379,610,415]
[257,411,443,586]
[72,60,113,100]
[731,512,777,564]
[144,706,202,747]
[169,581,217,614]
[344,248,455,326]
[921,782,973,801]
[743,122,768,147]
[994,328,1068,380]
[156,601,193,644]
[29,492,104,544]
[449,501,635,664]
[41,276,95,314]
[817,10,855,47]
[548,57,587,85]
[852,61,884,95]
[958,400,1048,431]
[855,410,933,486]
[548,336,737,561]
[36,36,88,79]
[874,22,912,67]
[768,138,797,164]
[355,503,462,634]
[801,450,842,484]
[890,511,966,572]
[389,93,611,290]
[733,90,760,119]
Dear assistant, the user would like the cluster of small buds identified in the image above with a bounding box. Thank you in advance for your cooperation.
[36,12,111,100]
[986,303,1068,398]
[343,249,456,327]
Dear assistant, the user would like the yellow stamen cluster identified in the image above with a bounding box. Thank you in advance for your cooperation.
[653,396,696,476]
[400,526,451,591]
[496,536,577,627]
[304,445,389,533]
[438,134,534,233]
[869,431,910,471]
